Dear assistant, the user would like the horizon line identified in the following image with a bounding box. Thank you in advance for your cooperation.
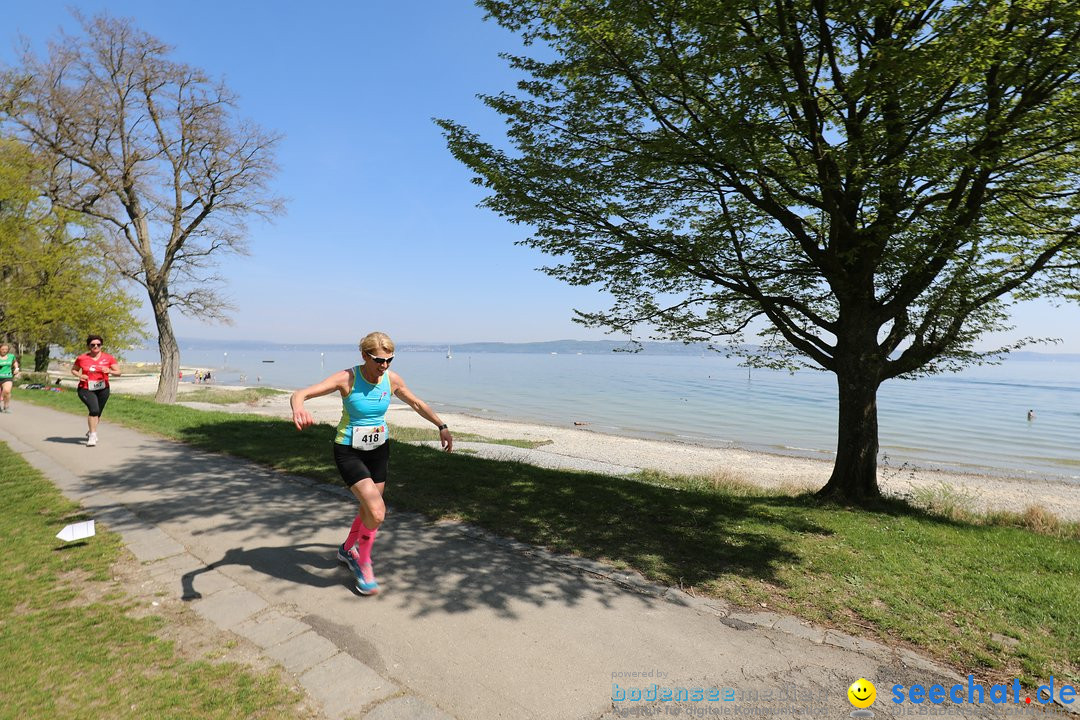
[151,336,1080,357]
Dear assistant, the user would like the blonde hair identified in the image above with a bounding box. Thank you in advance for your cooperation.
[359,331,395,356]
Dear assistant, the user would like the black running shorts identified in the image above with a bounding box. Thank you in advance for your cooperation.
[78,386,110,417]
[332,441,389,487]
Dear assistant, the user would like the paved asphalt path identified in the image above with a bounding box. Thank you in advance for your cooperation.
[0,401,1029,720]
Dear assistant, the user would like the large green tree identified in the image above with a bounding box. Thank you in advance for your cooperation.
[2,14,282,402]
[441,0,1080,501]
[0,137,144,368]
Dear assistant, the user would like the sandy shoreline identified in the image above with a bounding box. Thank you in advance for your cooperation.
[99,373,1080,522]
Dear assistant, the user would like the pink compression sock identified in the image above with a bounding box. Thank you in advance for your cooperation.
[344,514,365,549]
[348,519,379,565]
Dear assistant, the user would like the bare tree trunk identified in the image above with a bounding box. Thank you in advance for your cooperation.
[817,363,882,503]
[150,290,180,403]
[34,343,50,372]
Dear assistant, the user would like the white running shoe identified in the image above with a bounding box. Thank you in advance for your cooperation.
[87,433,98,447]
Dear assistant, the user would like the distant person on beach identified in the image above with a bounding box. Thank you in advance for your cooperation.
[0,343,20,413]
[71,335,120,447]
[1028,409,1036,421]
[290,331,453,596]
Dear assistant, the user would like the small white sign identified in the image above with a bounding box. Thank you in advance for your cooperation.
[56,520,95,542]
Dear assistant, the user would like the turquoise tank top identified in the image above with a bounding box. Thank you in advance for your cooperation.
[334,366,392,446]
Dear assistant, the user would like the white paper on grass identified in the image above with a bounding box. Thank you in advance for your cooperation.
[56,520,95,542]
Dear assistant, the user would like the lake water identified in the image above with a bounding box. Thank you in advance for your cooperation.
[126,346,1080,483]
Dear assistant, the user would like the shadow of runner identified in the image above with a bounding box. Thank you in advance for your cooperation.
[181,543,341,600]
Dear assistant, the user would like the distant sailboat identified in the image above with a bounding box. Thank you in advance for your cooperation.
[446,345,452,359]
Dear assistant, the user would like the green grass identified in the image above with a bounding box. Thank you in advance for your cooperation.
[15,388,1080,688]
[176,386,287,405]
[387,422,550,449]
[0,441,308,720]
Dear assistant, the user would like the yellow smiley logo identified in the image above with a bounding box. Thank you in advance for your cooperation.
[848,678,877,709]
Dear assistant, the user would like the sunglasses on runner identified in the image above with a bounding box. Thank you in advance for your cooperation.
[89,343,102,347]
[367,352,394,365]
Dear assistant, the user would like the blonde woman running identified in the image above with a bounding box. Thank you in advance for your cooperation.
[290,331,453,595]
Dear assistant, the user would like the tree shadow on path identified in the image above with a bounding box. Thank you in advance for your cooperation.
[80,416,830,619]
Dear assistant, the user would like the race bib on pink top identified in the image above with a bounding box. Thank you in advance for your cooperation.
[76,352,116,389]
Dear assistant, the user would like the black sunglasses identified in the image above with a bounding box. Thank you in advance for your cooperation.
[367,352,394,365]
[89,343,102,347]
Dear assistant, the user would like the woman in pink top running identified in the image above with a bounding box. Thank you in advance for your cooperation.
[71,334,120,447]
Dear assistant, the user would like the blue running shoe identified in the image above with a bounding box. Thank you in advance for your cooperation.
[337,542,362,576]
[355,562,380,596]
[337,543,379,595]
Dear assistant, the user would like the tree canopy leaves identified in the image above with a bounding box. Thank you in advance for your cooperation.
[443,0,1080,377]
[442,0,1080,499]
[0,137,144,359]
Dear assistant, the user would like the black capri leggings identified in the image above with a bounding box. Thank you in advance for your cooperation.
[78,387,110,417]
[332,441,390,487]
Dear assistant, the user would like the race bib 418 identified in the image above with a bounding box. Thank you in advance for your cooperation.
[351,425,387,451]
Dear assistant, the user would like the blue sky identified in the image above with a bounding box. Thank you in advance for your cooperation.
[4,1,1080,351]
